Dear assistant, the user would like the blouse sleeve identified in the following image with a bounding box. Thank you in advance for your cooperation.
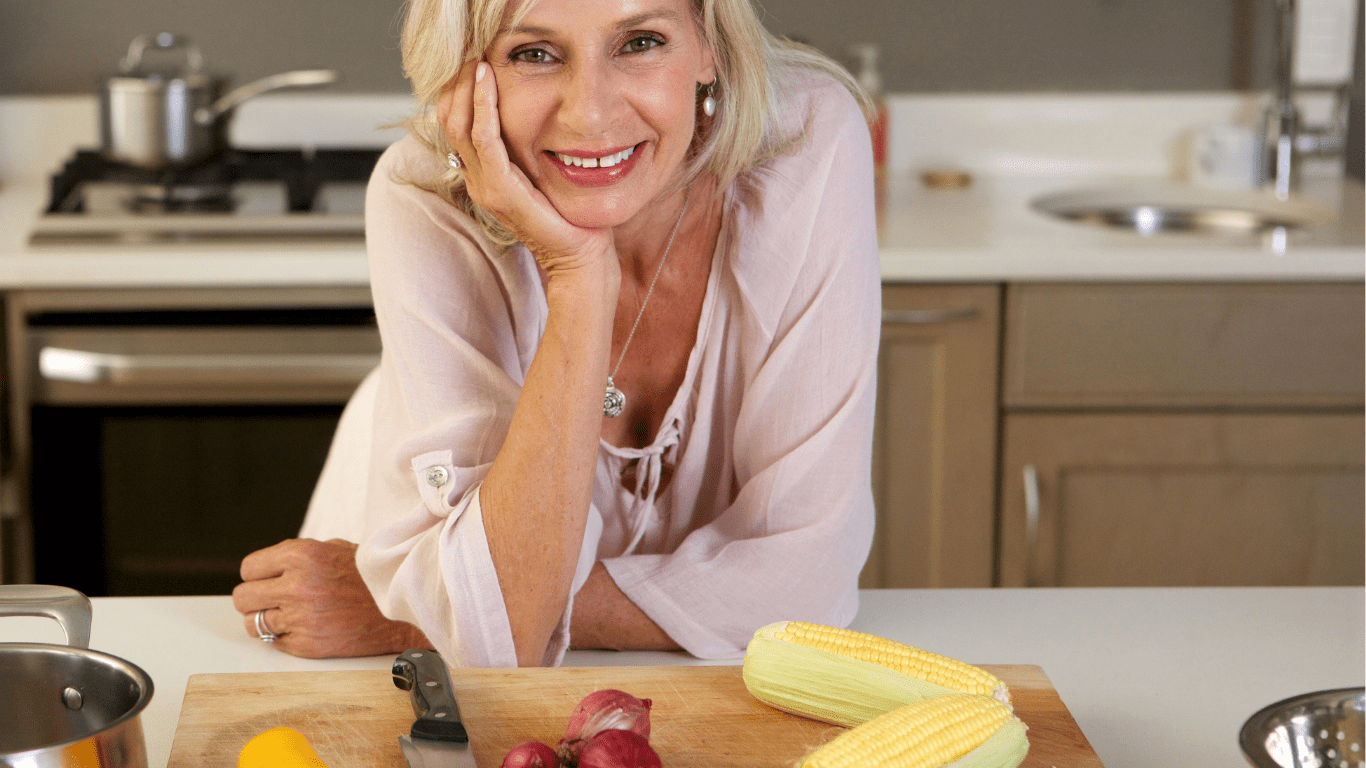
[601,77,882,659]
[353,140,596,668]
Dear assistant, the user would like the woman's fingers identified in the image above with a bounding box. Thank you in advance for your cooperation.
[436,61,612,271]
[467,63,509,175]
[239,605,284,640]
[233,537,424,658]
[438,60,480,177]
[238,539,293,583]
[460,62,541,219]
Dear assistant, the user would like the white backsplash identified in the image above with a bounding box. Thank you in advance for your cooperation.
[885,90,1342,182]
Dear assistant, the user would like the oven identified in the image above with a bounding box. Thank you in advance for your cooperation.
[5,146,383,596]
[7,287,381,596]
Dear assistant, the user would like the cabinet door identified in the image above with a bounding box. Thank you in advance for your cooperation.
[862,284,1000,588]
[1004,283,1365,409]
[999,412,1365,587]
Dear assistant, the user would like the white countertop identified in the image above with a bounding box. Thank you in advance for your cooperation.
[4,587,1361,768]
[1,173,1361,289]
[877,173,1365,282]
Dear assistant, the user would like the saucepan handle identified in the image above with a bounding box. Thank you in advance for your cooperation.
[0,584,93,649]
[196,69,341,125]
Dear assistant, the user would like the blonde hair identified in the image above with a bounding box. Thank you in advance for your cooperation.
[399,0,870,246]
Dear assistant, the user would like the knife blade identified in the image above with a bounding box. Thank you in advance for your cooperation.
[392,648,479,768]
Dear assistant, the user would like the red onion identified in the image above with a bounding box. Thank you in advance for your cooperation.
[500,740,560,768]
[576,730,661,768]
[557,689,652,766]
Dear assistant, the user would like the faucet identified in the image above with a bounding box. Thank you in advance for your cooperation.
[1259,0,1350,200]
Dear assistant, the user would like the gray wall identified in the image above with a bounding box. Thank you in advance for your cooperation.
[1,0,1290,96]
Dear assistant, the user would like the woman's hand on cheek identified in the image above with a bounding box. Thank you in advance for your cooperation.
[438,61,614,277]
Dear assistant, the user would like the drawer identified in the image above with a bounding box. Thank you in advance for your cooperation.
[1003,283,1365,409]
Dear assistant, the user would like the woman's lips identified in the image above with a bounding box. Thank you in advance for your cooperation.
[545,143,643,188]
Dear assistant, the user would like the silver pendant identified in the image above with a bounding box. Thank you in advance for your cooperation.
[603,378,625,417]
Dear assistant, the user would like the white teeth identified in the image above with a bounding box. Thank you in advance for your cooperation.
[554,146,635,169]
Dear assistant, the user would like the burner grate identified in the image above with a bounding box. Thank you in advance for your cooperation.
[47,148,385,214]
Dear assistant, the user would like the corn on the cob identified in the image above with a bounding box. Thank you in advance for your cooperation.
[800,693,1029,768]
[742,621,1010,727]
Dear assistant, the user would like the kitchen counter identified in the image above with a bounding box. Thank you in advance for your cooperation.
[3,587,1361,768]
[0,174,1361,289]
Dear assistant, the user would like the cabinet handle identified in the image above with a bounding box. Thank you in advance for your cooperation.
[1022,464,1040,587]
[881,307,980,325]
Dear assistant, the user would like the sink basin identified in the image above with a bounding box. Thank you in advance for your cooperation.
[1031,184,1335,235]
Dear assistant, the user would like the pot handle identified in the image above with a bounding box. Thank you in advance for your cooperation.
[0,584,92,649]
[195,68,341,125]
[119,32,205,75]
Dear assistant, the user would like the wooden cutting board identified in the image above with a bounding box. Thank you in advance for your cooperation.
[167,664,1103,767]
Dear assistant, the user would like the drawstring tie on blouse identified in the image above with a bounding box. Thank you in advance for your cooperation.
[617,418,681,555]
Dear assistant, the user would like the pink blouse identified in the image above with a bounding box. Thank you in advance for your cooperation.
[353,69,881,667]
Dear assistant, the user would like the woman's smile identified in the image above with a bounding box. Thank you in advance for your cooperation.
[544,143,644,187]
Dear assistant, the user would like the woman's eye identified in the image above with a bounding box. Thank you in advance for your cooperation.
[510,47,552,64]
[620,35,663,54]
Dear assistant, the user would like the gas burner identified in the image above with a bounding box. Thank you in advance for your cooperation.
[43,148,383,214]
[31,147,385,246]
[126,182,236,213]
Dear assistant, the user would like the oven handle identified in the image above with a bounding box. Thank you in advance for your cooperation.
[39,346,381,386]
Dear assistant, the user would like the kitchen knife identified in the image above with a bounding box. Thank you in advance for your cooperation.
[393,648,479,768]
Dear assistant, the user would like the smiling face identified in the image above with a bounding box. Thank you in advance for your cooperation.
[485,0,715,230]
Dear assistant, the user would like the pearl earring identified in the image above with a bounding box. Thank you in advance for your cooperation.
[702,83,717,117]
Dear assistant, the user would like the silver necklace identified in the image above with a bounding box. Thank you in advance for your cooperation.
[603,190,690,417]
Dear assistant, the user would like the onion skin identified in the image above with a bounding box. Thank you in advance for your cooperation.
[500,741,560,768]
[557,689,653,766]
[575,730,661,768]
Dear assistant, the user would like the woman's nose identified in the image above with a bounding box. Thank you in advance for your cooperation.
[557,62,621,135]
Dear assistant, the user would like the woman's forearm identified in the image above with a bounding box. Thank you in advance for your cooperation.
[570,562,680,651]
[479,259,618,666]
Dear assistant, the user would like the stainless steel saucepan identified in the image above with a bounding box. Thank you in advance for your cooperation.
[0,585,154,768]
[100,32,339,169]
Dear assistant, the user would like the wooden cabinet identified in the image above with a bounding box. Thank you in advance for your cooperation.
[861,284,1001,588]
[998,412,1364,586]
[998,283,1365,587]
[1001,283,1365,410]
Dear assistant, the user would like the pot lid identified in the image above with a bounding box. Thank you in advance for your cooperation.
[115,32,217,82]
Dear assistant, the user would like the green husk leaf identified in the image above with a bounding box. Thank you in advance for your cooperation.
[743,629,958,727]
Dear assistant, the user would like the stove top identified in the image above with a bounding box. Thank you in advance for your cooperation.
[30,148,385,246]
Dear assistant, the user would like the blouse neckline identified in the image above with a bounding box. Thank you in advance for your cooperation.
[598,185,732,460]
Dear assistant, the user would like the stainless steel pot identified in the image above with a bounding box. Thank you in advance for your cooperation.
[100,32,339,169]
[0,585,153,768]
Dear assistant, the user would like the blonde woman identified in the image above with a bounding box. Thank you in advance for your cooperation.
[234,0,881,667]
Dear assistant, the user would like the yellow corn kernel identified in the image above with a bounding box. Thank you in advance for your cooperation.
[801,693,1029,768]
[743,621,1010,727]
[777,622,1006,699]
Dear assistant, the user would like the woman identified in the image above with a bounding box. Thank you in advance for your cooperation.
[233,0,881,667]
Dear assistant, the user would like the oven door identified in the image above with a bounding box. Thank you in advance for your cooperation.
[24,315,380,596]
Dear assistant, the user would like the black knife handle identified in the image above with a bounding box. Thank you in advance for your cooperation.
[392,648,469,743]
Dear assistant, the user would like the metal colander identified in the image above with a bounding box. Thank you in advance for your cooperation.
[1240,688,1366,768]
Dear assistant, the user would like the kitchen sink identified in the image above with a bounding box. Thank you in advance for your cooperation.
[1030,183,1335,235]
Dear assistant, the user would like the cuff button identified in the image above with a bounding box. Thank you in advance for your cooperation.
[425,466,450,487]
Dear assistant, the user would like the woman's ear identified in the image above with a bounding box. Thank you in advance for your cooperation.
[696,39,717,88]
